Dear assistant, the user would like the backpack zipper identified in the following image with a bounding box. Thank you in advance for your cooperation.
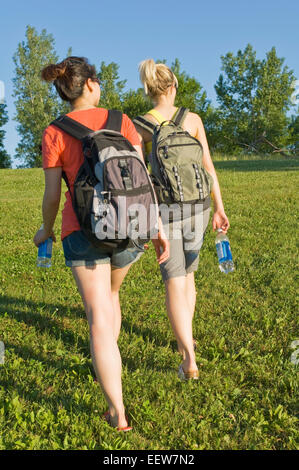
[102,155,157,203]
[160,143,199,153]
[158,133,203,151]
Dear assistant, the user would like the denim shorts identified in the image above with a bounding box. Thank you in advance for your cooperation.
[62,230,145,269]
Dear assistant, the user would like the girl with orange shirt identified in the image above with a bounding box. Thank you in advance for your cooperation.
[33,56,169,431]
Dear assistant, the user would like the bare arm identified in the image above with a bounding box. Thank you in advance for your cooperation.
[33,167,62,246]
[196,115,230,232]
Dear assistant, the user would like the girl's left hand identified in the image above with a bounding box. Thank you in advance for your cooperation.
[212,210,230,234]
[151,229,170,264]
[33,227,56,247]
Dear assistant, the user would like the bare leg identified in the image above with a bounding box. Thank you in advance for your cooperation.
[111,264,132,341]
[71,263,128,429]
[165,276,198,372]
[185,272,196,319]
[177,272,197,358]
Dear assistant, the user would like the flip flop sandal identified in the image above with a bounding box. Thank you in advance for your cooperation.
[102,411,133,432]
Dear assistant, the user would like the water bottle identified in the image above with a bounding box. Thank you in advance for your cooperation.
[37,225,53,268]
[215,228,234,274]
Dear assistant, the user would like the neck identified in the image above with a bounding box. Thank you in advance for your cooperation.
[71,97,97,111]
[154,94,175,108]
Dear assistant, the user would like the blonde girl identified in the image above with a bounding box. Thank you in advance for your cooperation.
[134,59,230,380]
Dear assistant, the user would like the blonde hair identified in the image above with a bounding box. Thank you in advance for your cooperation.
[139,59,178,99]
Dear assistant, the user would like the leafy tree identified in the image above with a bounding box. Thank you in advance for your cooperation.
[0,103,11,168]
[171,59,211,118]
[97,61,150,118]
[215,44,296,154]
[12,25,69,167]
[171,59,218,150]
[97,62,126,110]
[121,88,151,119]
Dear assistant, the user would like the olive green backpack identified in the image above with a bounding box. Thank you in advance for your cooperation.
[133,107,213,206]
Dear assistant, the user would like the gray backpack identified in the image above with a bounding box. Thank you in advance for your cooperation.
[51,110,158,252]
[133,107,213,205]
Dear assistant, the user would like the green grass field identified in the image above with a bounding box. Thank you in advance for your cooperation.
[0,158,298,450]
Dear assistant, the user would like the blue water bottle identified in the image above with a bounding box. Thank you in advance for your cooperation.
[37,225,52,268]
[215,228,234,274]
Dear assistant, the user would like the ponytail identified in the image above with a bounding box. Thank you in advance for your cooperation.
[139,59,178,100]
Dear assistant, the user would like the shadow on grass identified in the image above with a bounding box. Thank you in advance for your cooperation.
[0,295,87,351]
[0,342,97,419]
[213,158,299,172]
[0,295,173,380]
[121,317,173,351]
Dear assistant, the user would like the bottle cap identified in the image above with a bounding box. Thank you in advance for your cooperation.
[217,228,223,233]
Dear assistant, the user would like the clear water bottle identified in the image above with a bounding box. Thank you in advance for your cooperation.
[215,228,234,274]
[37,225,52,268]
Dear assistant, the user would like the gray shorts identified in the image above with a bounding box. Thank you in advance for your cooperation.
[159,201,211,281]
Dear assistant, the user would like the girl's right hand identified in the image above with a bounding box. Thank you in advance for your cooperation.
[212,209,230,234]
[33,227,56,247]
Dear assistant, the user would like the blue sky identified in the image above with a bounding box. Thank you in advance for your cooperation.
[1,0,298,166]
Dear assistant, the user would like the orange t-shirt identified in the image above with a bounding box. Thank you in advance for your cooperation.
[42,107,141,240]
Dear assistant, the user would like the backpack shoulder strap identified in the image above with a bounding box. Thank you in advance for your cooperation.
[105,109,123,132]
[147,109,166,124]
[133,116,156,135]
[173,107,189,126]
[51,115,93,141]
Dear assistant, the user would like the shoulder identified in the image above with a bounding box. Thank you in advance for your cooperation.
[121,113,136,130]
[43,122,64,142]
[42,122,66,156]
[120,113,141,146]
[121,112,131,122]
[143,113,157,124]
[183,111,204,138]
[185,111,203,126]
[122,113,138,129]
[133,113,157,127]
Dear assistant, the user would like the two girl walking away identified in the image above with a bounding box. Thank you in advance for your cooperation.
[33,55,230,432]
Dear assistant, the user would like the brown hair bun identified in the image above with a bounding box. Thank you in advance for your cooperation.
[41,63,67,82]
[40,57,98,104]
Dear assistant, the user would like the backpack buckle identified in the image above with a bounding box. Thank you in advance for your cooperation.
[101,191,111,202]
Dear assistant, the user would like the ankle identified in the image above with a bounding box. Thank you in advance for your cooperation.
[109,411,128,428]
[182,357,198,373]
[109,405,125,419]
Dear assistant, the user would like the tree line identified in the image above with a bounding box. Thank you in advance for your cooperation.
[0,25,298,168]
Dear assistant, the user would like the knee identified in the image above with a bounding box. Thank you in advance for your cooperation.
[89,319,113,340]
[86,304,114,335]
